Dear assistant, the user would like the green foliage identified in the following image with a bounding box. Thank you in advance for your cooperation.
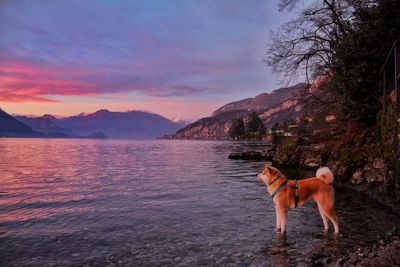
[375,109,397,164]
[246,112,266,134]
[229,112,266,140]
[257,125,266,137]
[331,0,400,124]
[297,118,309,137]
[271,122,280,132]
[281,137,297,151]
[282,120,288,132]
[376,110,388,141]
[229,118,245,138]
[337,132,368,170]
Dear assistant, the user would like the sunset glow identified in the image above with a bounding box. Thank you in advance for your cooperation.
[0,0,294,119]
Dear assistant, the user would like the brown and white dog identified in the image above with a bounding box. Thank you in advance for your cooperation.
[257,165,339,234]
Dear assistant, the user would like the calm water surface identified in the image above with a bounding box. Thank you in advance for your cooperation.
[0,138,399,266]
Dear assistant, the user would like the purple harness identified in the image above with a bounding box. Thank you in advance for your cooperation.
[271,179,299,208]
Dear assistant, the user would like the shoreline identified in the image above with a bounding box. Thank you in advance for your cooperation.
[332,227,400,266]
[228,147,400,266]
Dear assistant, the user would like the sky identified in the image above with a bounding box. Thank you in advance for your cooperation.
[0,0,296,120]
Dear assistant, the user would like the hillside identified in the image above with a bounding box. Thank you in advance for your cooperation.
[165,83,305,140]
[166,110,250,140]
[259,98,302,128]
[0,109,41,137]
[212,83,304,116]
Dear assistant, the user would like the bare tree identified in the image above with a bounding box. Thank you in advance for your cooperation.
[265,0,369,84]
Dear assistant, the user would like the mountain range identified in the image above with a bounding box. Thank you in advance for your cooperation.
[1,82,308,140]
[0,108,42,137]
[164,83,306,140]
[1,109,185,139]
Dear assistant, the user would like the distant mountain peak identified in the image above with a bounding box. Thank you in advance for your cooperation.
[94,109,111,114]
[171,117,194,125]
[212,83,305,116]
[42,114,57,120]
[3,107,187,139]
[126,109,157,115]
[15,114,69,135]
[49,109,183,139]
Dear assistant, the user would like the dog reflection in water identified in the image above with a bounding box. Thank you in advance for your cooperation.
[258,165,339,234]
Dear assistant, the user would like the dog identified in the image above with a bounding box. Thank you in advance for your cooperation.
[257,165,339,234]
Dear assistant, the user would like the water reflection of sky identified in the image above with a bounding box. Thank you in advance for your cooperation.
[0,138,399,266]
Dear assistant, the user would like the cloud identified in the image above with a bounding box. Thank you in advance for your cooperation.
[0,58,221,102]
[151,85,208,97]
[0,1,295,106]
[0,60,96,102]
[0,92,61,103]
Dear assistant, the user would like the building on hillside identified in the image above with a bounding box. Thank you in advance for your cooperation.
[325,115,336,123]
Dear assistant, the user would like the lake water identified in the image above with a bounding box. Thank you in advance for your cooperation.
[0,138,399,266]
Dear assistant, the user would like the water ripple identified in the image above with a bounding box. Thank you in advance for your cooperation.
[0,138,399,266]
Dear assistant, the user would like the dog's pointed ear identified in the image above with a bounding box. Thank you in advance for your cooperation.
[265,165,277,176]
[263,164,269,174]
[264,164,273,175]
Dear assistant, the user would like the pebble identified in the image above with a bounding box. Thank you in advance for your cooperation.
[244,252,252,258]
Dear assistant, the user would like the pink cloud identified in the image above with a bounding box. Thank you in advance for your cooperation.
[0,93,61,103]
[0,53,228,104]
[0,61,99,102]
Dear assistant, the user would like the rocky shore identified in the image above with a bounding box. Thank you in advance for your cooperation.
[228,149,275,161]
[335,227,400,267]
[300,227,400,266]
[227,143,324,170]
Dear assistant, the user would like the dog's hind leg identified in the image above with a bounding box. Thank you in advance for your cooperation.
[326,211,339,234]
[317,204,329,231]
[274,205,281,232]
[315,191,339,234]
[321,206,339,234]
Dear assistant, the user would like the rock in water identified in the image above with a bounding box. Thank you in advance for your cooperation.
[228,151,273,160]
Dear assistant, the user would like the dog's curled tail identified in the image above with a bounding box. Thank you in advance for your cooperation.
[316,167,334,185]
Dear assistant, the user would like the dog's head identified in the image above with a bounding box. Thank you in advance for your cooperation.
[257,164,281,184]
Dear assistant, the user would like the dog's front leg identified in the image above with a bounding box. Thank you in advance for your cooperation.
[274,205,281,232]
[279,209,288,233]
